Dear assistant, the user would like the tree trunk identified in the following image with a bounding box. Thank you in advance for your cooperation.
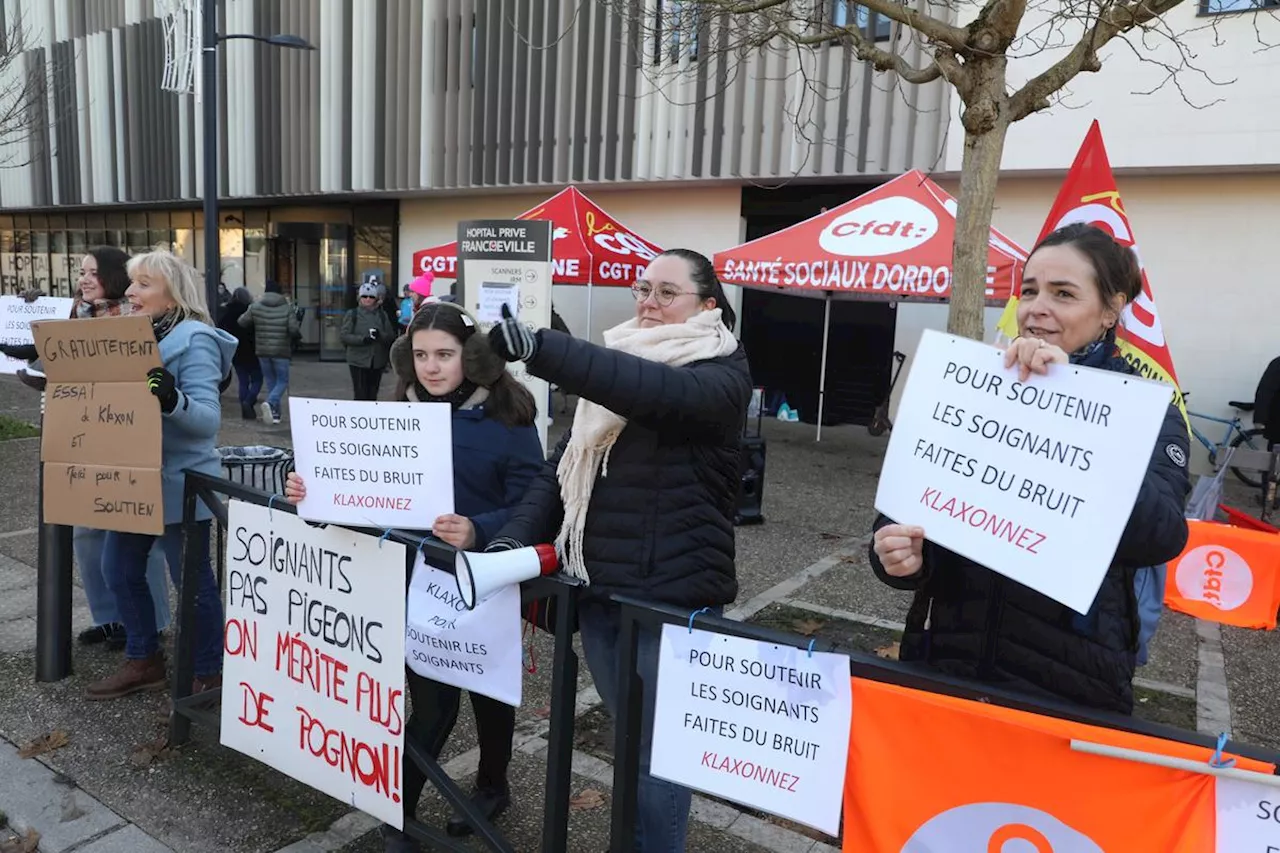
[948,108,1010,341]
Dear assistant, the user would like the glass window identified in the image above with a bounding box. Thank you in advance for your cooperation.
[1201,0,1279,11]
[126,212,149,255]
[50,229,71,298]
[833,1,892,41]
[244,226,267,294]
[13,230,31,291]
[219,211,246,293]
[30,228,50,295]
[85,212,106,250]
[0,229,14,293]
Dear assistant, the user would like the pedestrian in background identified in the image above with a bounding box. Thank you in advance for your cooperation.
[341,281,395,400]
[217,286,261,419]
[237,280,298,424]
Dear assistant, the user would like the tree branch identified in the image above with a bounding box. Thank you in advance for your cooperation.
[713,0,970,51]
[1008,0,1190,120]
[786,24,943,84]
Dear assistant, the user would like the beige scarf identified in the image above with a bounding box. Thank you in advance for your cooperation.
[556,308,739,582]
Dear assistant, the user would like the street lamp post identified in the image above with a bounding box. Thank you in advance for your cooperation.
[201,0,314,315]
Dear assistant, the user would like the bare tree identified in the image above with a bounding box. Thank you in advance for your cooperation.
[604,0,1249,340]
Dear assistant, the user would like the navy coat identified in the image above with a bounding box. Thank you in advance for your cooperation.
[449,403,544,549]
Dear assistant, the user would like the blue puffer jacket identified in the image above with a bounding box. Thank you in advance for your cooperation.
[158,319,238,524]
[441,393,544,548]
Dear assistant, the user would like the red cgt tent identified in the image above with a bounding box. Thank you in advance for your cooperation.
[412,186,664,329]
[713,171,1028,439]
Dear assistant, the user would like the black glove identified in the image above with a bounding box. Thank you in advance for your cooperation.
[0,343,38,361]
[146,367,179,414]
[488,302,539,363]
[484,536,525,553]
[19,288,43,303]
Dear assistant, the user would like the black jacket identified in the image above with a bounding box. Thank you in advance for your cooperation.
[871,355,1191,714]
[494,328,752,608]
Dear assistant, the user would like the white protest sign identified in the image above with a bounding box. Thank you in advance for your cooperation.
[875,330,1173,614]
[477,282,520,325]
[289,398,454,530]
[650,624,852,836]
[220,500,407,829]
[404,555,523,706]
[0,296,74,374]
[1217,776,1280,852]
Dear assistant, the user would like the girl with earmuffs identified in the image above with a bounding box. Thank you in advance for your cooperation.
[284,301,543,850]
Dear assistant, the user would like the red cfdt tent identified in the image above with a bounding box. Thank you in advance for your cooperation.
[412,186,664,329]
[713,171,1028,440]
[714,169,1025,303]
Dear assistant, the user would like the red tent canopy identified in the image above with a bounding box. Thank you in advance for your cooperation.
[715,170,1026,304]
[411,186,663,287]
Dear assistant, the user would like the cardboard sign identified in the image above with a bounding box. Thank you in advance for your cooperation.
[650,624,853,836]
[0,295,74,373]
[843,679,1275,853]
[1216,776,1280,851]
[875,330,1172,614]
[289,398,455,530]
[404,555,523,706]
[1164,520,1280,630]
[33,316,163,535]
[220,500,407,829]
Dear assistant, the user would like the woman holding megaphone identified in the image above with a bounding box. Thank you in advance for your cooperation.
[485,248,752,853]
[871,224,1190,714]
[284,302,542,849]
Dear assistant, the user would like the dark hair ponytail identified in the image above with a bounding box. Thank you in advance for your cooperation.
[484,373,537,428]
[660,248,736,331]
[1030,223,1143,307]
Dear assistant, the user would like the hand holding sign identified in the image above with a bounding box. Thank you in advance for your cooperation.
[873,524,926,578]
[1003,337,1069,382]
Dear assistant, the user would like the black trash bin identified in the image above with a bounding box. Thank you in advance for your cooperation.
[217,445,295,496]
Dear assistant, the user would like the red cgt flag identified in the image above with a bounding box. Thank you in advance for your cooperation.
[995,121,1185,420]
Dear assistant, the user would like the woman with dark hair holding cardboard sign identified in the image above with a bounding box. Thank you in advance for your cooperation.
[284,301,542,851]
[870,223,1191,714]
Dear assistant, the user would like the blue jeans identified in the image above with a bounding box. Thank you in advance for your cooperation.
[73,526,170,631]
[236,362,263,408]
[103,521,223,679]
[579,600,701,853]
[259,357,290,416]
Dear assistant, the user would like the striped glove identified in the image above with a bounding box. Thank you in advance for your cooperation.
[488,302,538,363]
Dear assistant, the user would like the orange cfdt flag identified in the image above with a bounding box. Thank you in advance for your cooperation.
[842,679,1273,852]
[1164,519,1280,630]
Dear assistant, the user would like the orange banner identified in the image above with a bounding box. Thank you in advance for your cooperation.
[842,679,1273,852]
[995,121,1186,424]
[1164,519,1280,630]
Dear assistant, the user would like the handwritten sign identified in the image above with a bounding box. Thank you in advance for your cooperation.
[220,500,407,829]
[404,555,523,706]
[1216,776,1280,852]
[650,625,853,836]
[875,330,1173,614]
[477,282,520,325]
[289,398,455,530]
[0,295,73,374]
[33,316,163,535]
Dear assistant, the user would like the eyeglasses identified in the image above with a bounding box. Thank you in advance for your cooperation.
[631,282,697,307]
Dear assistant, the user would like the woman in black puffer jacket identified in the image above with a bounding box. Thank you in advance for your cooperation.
[871,224,1190,715]
[486,248,751,853]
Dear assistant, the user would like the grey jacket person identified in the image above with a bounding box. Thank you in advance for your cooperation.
[238,291,299,359]
[340,305,395,369]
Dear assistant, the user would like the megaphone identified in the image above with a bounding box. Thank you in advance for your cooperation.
[454,543,558,609]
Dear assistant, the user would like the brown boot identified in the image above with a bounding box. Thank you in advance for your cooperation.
[86,652,167,701]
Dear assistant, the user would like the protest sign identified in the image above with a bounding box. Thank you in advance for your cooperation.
[843,679,1274,853]
[0,295,74,374]
[457,219,553,452]
[220,500,407,828]
[1216,776,1280,852]
[1165,521,1280,630]
[649,624,852,835]
[34,315,164,535]
[404,555,523,706]
[289,398,454,530]
[874,329,1172,614]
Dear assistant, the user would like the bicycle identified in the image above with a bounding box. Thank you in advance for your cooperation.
[1185,393,1268,487]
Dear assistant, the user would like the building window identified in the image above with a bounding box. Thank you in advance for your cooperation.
[833,1,892,41]
[653,0,699,66]
[1200,0,1279,10]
